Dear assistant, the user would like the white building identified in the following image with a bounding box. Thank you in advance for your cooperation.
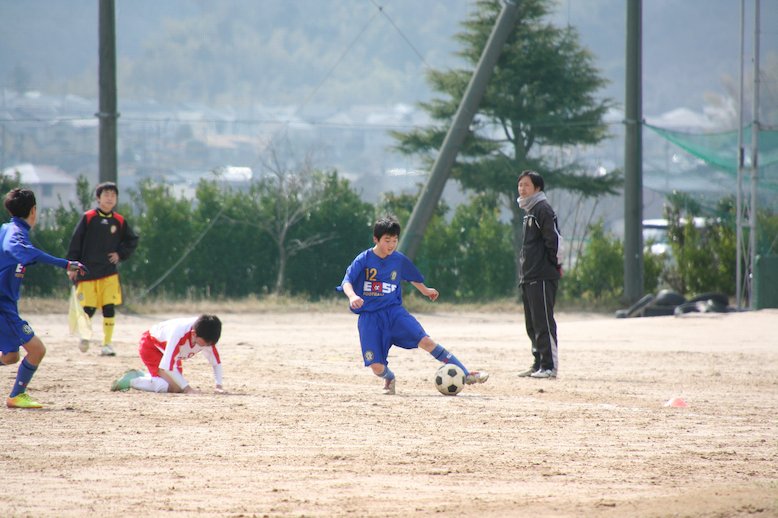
[2,163,78,210]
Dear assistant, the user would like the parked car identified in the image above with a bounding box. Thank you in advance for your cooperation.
[643,217,707,256]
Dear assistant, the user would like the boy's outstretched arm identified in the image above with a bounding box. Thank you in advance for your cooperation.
[341,282,364,310]
[410,281,439,302]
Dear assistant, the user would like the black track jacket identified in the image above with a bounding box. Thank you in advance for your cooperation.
[519,199,561,284]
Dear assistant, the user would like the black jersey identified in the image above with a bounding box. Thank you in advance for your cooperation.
[67,208,139,281]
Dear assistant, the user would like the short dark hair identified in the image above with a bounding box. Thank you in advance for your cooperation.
[95,181,119,198]
[194,314,222,345]
[373,215,401,240]
[518,170,545,191]
[4,188,36,218]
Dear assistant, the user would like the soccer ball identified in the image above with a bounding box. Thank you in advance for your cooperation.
[434,364,465,396]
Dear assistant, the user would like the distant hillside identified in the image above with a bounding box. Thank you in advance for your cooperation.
[1,0,773,117]
[1,0,470,110]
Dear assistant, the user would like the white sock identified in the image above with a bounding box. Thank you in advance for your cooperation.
[130,375,169,393]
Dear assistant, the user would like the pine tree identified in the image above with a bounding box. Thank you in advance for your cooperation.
[392,0,622,283]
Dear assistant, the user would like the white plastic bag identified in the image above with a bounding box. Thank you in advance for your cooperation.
[68,286,92,340]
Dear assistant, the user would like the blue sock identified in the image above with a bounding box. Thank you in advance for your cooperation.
[377,365,395,381]
[10,358,37,398]
[430,344,469,376]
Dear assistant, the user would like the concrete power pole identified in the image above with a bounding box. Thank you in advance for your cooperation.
[623,0,644,304]
[748,0,760,309]
[98,0,118,184]
[399,0,520,260]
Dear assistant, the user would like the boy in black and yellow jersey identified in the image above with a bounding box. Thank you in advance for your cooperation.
[67,182,139,356]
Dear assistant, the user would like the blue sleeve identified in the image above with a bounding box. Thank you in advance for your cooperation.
[339,251,366,291]
[400,254,424,284]
[9,231,68,269]
[33,250,69,269]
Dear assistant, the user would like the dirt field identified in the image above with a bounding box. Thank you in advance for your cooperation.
[2,306,777,517]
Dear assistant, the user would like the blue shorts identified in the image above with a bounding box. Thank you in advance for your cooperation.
[0,310,35,354]
[356,305,427,367]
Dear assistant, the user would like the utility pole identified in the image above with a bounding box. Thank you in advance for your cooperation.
[98,0,118,184]
[399,0,520,259]
[736,0,745,309]
[623,0,644,304]
[736,0,761,309]
[748,0,760,309]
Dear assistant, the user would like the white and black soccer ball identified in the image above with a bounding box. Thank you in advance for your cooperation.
[434,364,465,396]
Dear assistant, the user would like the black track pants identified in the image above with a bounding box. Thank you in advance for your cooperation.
[521,279,559,372]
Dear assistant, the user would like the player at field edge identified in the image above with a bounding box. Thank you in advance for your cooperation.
[67,181,139,357]
[0,188,87,409]
[110,314,225,394]
[339,215,489,395]
[516,170,562,379]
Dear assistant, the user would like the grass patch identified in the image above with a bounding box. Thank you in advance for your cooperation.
[19,292,620,317]
[22,293,348,315]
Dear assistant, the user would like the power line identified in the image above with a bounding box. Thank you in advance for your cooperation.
[292,9,381,117]
[133,207,224,301]
[369,0,430,69]
[1,114,626,130]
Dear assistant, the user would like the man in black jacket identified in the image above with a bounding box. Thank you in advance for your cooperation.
[516,171,561,379]
[67,182,139,356]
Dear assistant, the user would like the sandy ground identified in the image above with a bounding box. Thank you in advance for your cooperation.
[1,306,777,517]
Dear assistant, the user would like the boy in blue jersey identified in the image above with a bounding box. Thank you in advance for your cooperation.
[0,188,87,408]
[340,215,488,395]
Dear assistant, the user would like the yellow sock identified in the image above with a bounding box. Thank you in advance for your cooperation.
[103,317,115,345]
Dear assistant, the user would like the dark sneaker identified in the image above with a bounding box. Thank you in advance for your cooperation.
[518,366,539,377]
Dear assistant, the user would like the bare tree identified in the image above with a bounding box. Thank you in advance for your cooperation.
[245,141,336,294]
[704,52,778,128]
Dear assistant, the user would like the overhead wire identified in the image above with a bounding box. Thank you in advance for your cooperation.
[291,8,381,118]
[0,113,625,130]
[1,2,632,133]
[133,206,225,301]
[369,0,431,69]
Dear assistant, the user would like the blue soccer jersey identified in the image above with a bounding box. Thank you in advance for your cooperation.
[0,217,67,312]
[341,248,424,314]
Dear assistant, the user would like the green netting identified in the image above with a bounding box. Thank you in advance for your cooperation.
[646,123,778,193]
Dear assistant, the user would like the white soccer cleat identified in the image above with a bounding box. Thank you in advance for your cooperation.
[530,369,557,379]
[100,344,116,357]
[465,370,490,385]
